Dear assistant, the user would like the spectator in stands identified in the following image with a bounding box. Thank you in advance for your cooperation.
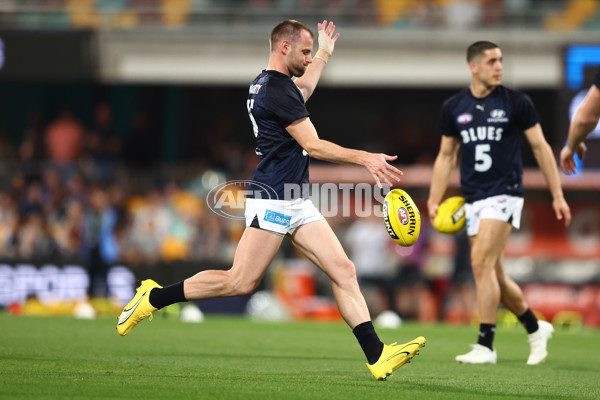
[86,102,121,183]
[81,185,121,298]
[4,205,59,260]
[45,108,84,182]
[41,167,67,220]
[126,184,171,264]
[8,171,26,206]
[188,212,228,261]
[21,179,45,215]
[54,199,85,259]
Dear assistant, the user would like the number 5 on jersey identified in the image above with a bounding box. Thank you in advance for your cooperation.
[475,143,492,172]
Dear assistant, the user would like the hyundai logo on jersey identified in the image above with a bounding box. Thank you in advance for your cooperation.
[264,210,291,226]
[457,113,473,124]
[490,109,505,118]
[488,109,509,123]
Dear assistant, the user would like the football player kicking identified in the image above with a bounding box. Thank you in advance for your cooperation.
[428,41,571,365]
[117,19,425,381]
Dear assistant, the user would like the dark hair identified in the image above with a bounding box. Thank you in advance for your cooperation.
[270,20,313,52]
[467,41,500,62]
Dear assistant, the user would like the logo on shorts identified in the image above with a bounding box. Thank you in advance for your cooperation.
[264,210,291,226]
[398,207,409,225]
[457,113,473,124]
[207,180,277,220]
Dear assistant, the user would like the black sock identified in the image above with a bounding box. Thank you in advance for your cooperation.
[353,321,384,365]
[518,308,539,334]
[148,281,187,310]
[477,323,496,350]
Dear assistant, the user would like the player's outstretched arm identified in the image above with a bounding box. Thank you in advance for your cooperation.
[286,117,402,188]
[525,123,572,227]
[427,136,460,224]
[295,20,339,102]
[559,84,600,174]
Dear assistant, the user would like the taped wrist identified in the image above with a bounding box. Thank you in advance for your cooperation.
[314,48,331,63]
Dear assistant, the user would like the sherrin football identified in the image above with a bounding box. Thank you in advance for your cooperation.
[382,189,421,247]
[433,196,466,234]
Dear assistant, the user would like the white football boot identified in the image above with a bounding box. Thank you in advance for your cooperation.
[527,320,554,365]
[456,344,497,364]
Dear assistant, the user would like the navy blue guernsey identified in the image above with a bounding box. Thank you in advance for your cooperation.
[440,85,541,203]
[246,70,310,199]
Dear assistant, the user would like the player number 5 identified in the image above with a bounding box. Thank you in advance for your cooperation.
[475,143,492,172]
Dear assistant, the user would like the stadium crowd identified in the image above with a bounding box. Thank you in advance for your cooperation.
[0,104,248,267]
[1,0,599,31]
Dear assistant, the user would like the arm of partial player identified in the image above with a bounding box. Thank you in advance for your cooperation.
[427,135,460,224]
[525,123,572,227]
[286,117,402,188]
[559,84,600,174]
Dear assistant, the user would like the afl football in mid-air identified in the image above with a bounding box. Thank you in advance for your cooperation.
[382,189,421,247]
[433,196,466,234]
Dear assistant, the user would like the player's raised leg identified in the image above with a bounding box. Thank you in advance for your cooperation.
[183,227,284,299]
[456,219,510,364]
[117,227,284,336]
[495,254,554,364]
[291,219,425,380]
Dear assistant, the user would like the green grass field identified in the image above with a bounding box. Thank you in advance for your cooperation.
[1,313,599,400]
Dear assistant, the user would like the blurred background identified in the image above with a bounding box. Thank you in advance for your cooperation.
[0,0,599,328]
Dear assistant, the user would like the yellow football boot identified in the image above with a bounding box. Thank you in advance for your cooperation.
[117,279,162,336]
[367,336,426,381]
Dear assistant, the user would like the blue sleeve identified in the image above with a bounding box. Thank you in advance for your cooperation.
[265,80,309,127]
[514,92,541,131]
[440,99,458,137]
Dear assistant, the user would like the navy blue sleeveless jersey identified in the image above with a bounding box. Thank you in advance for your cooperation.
[440,85,541,202]
[246,70,310,199]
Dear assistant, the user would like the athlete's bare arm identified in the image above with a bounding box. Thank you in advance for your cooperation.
[427,135,460,223]
[286,117,402,188]
[524,123,571,226]
[560,84,600,174]
[294,20,339,102]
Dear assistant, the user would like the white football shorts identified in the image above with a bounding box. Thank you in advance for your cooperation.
[465,194,524,236]
[245,198,324,235]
